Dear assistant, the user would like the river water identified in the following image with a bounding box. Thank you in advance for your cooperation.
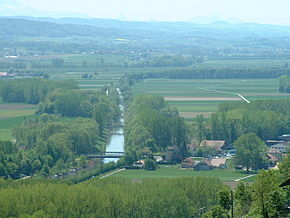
[104,88,125,163]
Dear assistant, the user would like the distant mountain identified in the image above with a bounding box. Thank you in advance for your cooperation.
[1,16,290,42]
[0,18,126,38]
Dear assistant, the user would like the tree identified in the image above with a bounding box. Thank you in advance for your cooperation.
[234,182,252,216]
[251,170,287,218]
[234,133,268,172]
[144,159,157,171]
[202,205,229,218]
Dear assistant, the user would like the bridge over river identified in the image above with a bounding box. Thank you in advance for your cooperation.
[86,152,125,159]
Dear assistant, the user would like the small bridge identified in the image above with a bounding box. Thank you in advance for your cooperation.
[86,152,125,158]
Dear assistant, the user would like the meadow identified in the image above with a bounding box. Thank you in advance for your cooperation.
[132,78,290,118]
[0,103,37,140]
[113,165,256,182]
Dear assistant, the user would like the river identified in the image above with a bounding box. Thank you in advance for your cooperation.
[104,88,125,163]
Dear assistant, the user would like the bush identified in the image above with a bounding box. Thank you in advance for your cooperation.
[144,159,157,171]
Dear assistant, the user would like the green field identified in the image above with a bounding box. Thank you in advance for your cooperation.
[113,165,256,182]
[0,104,37,140]
[133,78,290,118]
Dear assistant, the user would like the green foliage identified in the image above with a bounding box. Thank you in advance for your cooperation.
[0,79,77,104]
[234,133,268,171]
[125,95,187,155]
[279,75,290,93]
[250,170,288,218]
[202,205,229,218]
[144,159,157,171]
[0,177,225,218]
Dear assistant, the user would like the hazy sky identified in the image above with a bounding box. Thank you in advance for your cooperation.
[12,0,290,24]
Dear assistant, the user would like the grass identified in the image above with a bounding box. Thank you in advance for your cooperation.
[132,78,290,118]
[0,103,37,140]
[113,165,257,182]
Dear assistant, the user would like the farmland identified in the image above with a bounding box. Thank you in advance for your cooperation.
[0,103,37,140]
[132,78,290,118]
[113,165,256,182]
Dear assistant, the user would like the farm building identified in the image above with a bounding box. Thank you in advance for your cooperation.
[271,142,290,153]
[181,158,195,168]
[200,140,225,151]
[193,161,213,171]
[208,158,227,168]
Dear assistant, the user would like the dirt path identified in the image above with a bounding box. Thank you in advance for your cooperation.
[234,174,255,182]
[99,168,125,179]
[197,87,250,103]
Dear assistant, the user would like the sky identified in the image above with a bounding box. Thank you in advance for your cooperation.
[2,0,290,25]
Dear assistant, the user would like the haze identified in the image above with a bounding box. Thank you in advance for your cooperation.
[0,0,288,25]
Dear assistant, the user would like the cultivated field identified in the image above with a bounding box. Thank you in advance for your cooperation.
[0,103,37,140]
[113,165,256,182]
[132,78,290,118]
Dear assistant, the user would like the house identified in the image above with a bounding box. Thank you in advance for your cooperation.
[194,160,213,171]
[209,158,227,168]
[271,142,290,153]
[268,149,282,161]
[0,72,8,77]
[266,140,284,146]
[279,134,290,141]
[200,140,225,151]
[181,158,195,168]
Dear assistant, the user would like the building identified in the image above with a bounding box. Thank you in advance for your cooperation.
[181,158,195,168]
[209,158,227,168]
[0,72,8,77]
[200,140,225,151]
[194,161,213,171]
[271,142,290,153]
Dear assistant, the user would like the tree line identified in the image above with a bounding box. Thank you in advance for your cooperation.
[0,79,78,104]
[193,99,290,145]
[124,95,187,163]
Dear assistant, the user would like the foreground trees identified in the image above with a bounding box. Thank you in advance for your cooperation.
[0,177,225,218]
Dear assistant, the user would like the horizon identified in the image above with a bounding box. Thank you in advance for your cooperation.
[1,0,290,25]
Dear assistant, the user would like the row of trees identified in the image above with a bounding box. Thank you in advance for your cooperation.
[0,79,78,104]
[124,95,187,156]
[126,67,290,81]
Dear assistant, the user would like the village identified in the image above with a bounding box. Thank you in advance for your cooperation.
[130,134,290,172]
